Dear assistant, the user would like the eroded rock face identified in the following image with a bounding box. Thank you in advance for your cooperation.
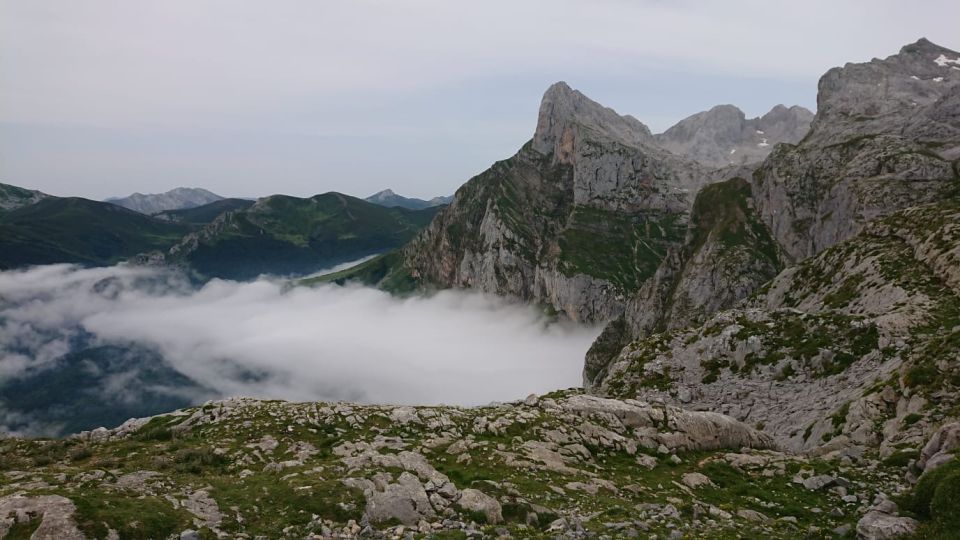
[753,38,960,263]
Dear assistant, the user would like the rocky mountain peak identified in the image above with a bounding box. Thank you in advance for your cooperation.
[810,37,960,144]
[368,188,397,200]
[106,187,224,215]
[654,103,813,168]
[532,81,653,156]
[659,105,747,142]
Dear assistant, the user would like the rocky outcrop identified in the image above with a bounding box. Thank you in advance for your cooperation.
[0,495,85,539]
[656,104,813,168]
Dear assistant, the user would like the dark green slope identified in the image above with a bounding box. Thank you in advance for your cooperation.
[172,192,441,280]
[0,197,190,269]
[154,198,255,225]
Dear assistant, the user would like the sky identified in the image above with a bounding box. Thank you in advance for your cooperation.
[1,1,958,200]
[0,263,601,434]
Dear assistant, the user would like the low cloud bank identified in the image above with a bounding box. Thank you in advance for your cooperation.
[0,264,600,432]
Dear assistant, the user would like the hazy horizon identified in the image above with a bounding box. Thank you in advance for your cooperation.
[2,1,959,200]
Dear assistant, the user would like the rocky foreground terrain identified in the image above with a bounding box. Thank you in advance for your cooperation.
[5,392,955,539]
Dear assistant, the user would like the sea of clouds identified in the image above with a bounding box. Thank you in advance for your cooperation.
[0,263,600,433]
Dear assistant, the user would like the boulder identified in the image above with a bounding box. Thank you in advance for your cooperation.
[364,472,436,525]
[681,472,714,489]
[856,511,918,539]
[457,488,503,524]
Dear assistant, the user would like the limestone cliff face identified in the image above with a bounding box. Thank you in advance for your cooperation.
[382,83,814,325]
[402,83,706,322]
[753,38,960,262]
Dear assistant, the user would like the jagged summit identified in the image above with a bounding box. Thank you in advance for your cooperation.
[655,103,813,168]
[533,82,812,169]
[900,36,960,57]
[532,81,653,157]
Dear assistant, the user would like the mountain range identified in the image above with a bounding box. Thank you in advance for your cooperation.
[2,37,959,539]
[0,186,440,278]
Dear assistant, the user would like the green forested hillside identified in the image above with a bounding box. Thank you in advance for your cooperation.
[169,192,441,280]
[0,196,189,269]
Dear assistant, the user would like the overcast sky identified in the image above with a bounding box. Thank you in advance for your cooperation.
[1,1,957,200]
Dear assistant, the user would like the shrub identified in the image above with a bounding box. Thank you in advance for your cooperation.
[69,445,93,462]
[173,447,226,474]
[901,459,960,520]
[929,465,960,529]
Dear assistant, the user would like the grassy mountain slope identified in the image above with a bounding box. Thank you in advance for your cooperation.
[0,182,49,214]
[0,197,189,269]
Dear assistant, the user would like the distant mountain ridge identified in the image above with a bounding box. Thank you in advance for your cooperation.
[106,187,224,215]
[154,192,442,280]
[365,189,453,210]
[0,184,439,278]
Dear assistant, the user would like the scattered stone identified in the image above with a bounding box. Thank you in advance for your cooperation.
[458,489,503,524]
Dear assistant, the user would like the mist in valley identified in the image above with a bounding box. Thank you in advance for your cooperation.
[0,263,601,436]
